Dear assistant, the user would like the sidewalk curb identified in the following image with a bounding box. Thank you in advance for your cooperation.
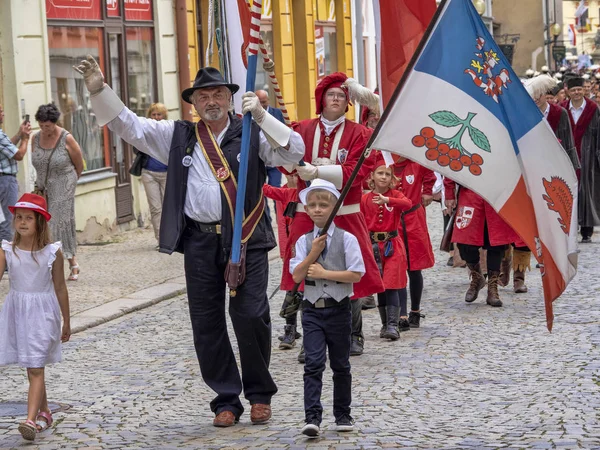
[70,251,281,334]
[71,284,187,334]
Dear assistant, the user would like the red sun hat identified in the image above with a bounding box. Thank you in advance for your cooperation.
[8,193,52,222]
[315,72,350,115]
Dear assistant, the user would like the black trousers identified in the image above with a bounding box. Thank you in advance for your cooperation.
[302,300,352,423]
[183,227,277,418]
[457,223,506,272]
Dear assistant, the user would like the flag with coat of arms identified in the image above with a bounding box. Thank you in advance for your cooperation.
[369,0,578,330]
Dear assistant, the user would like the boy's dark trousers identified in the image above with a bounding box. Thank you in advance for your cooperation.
[301,298,352,423]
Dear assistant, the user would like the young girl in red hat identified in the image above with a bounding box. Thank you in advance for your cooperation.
[0,193,71,441]
[361,154,412,340]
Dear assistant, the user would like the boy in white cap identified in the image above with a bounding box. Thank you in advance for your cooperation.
[290,179,365,437]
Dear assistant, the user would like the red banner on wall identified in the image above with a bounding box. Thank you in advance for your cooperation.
[46,0,152,21]
[124,0,153,21]
[106,0,120,17]
[46,0,102,21]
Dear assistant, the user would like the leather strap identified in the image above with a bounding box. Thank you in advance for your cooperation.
[195,121,264,243]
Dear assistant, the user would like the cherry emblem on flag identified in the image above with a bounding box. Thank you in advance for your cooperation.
[411,111,489,175]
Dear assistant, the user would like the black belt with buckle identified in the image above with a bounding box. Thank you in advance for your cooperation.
[370,230,399,243]
[0,173,16,177]
[302,297,350,309]
[185,216,221,234]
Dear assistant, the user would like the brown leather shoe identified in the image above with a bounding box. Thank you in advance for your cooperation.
[213,410,237,427]
[250,403,271,424]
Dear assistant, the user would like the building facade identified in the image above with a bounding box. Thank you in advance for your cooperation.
[0,0,180,242]
[183,0,356,121]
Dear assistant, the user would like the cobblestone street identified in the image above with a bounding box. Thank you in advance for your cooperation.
[1,210,599,449]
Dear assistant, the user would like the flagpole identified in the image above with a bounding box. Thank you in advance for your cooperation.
[229,0,262,296]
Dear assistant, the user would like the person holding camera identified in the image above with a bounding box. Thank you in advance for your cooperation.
[0,104,31,242]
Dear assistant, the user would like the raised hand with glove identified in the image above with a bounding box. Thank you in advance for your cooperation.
[73,55,125,126]
[242,91,290,148]
[73,55,105,95]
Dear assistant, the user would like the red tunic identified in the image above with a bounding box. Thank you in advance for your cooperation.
[444,179,518,246]
[280,118,384,298]
[393,160,436,271]
[361,190,412,289]
[263,185,298,259]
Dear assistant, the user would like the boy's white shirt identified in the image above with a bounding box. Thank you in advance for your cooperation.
[0,206,4,224]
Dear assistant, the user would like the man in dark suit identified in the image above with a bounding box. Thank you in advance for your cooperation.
[256,90,286,222]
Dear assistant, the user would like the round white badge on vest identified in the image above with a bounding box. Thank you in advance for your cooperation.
[237,153,241,163]
[182,155,193,167]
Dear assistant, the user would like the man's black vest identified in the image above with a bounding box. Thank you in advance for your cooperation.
[158,114,276,254]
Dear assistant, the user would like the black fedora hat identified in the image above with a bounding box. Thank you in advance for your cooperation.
[182,67,239,104]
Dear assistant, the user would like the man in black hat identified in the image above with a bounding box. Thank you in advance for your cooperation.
[73,56,305,427]
[563,75,600,243]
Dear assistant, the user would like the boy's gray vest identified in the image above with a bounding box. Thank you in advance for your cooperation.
[158,114,276,254]
[304,227,353,302]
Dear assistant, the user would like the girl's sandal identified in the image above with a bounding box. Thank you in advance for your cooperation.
[18,419,38,441]
[68,264,80,281]
[36,411,53,432]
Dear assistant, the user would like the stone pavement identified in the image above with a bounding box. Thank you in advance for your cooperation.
[1,208,600,449]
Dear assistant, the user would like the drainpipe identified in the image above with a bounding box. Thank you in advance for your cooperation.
[175,0,192,121]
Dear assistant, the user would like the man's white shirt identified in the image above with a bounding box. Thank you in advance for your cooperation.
[108,108,304,223]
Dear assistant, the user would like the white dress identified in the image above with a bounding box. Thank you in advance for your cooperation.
[0,240,63,367]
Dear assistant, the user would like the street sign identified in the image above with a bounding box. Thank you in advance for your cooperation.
[553,45,567,62]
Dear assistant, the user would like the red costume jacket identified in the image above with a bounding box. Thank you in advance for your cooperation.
[393,159,436,271]
[262,185,298,260]
[361,190,412,289]
[279,118,384,297]
[444,179,517,247]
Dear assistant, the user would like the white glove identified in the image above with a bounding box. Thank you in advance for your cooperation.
[241,92,266,124]
[343,77,380,113]
[296,162,319,181]
[73,55,105,95]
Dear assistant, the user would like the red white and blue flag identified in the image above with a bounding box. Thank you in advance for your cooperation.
[370,0,578,330]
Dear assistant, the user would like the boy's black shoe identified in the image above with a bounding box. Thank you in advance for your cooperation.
[335,415,355,432]
[398,318,411,332]
[302,420,320,437]
[408,311,424,328]
[581,236,592,243]
[349,336,364,356]
[297,344,305,364]
[279,325,297,350]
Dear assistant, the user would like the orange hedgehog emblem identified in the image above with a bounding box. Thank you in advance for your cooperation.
[542,177,573,235]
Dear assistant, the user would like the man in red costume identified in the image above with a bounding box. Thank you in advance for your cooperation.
[444,179,518,307]
[283,72,384,357]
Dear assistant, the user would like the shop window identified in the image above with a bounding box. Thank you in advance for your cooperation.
[315,25,338,81]
[126,27,156,117]
[48,26,106,171]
